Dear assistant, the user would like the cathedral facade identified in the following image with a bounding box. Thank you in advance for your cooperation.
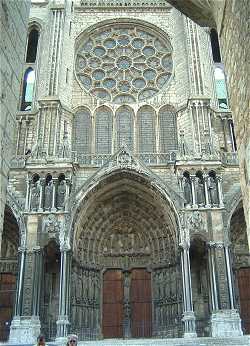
[0,0,249,344]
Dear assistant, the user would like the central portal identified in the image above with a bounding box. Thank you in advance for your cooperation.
[102,269,152,338]
[72,171,182,339]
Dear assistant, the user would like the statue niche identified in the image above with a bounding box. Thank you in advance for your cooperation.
[183,172,192,206]
[208,171,219,206]
[30,174,41,211]
[195,172,205,206]
[56,174,66,210]
[44,174,53,211]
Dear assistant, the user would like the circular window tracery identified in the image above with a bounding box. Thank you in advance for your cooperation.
[75,22,173,104]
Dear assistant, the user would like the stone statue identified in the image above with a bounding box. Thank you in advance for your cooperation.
[57,180,66,209]
[208,176,219,205]
[30,179,40,211]
[183,176,192,205]
[195,176,205,205]
[44,180,53,210]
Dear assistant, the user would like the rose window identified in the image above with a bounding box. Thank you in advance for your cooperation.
[75,22,173,104]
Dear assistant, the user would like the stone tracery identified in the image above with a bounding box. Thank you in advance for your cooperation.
[75,21,173,104]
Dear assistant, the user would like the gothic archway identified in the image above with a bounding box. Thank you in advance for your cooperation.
[0,206,20,341]
[40,240,60,340]
[70,170,182,339]
[230,201,250,334]
[190,236,210,336]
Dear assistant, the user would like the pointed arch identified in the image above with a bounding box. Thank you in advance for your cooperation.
[158,105,178,152]
[137,105,156,153]
[95,106,113,154]
[72,107,92,156]
[116,105,134,151]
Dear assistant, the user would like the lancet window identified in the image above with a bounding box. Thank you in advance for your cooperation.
[137,106,156,153]
[95,106,113,154]
[20,26,40,111]
[116,106,134,151]
[73,108,92,157]
[159,106,178,152]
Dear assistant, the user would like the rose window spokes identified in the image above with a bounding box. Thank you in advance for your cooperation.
[75,23,173,104]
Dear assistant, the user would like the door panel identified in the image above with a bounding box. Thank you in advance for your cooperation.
[102,270,124,338]
[130,269,152,337]
[0,273,16,341]
[238,268,250,334]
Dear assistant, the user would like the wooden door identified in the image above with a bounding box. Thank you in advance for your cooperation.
[238,267,250,334]
[130,269,152,337]
[102,270,124,338]
[0,273,16,341]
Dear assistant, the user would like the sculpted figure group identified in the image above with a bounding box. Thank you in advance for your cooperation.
[183,171,220,207]
[30,174,68,212]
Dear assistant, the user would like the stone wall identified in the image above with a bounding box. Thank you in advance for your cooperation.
[166,0,250,249]
[216,0,250,248]
[0,0,30,254]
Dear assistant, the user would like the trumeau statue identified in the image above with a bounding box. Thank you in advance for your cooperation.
[183,176,192,205]
[57,180,66,209]
[30,179,40,211]
[44,180,53,210]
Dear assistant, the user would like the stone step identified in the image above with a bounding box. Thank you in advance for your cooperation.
[1,337,250,346]
[76,336,250,346]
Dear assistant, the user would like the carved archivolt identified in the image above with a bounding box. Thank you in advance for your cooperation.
[73,171,179,269]
[6,189,27,247]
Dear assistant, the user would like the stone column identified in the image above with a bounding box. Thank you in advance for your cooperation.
[207,243,219,311]
[32,247,43,317]
[65,180,70,212]
[190,175,197,208]
[216,176,224,208]
[38,178,45,212]
[224,244,235,310]
[51,178,57,212]
[209,242,243,337]
[25,177,31,211]
[180,242,197,338]
[9,247,41,343]
[56,246,72,341]
[203,173,211,208]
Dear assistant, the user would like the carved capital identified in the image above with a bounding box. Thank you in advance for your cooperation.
[207,241,225,249]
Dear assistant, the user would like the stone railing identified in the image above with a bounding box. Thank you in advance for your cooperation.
[11,151,239,168]
[79,0,168,7]
[74,152,177,166]
[220,152,239,166]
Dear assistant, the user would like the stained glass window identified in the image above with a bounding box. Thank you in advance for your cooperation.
[137,106,156,153]
[95,106,113,154]
[159,106,178,152]
[116,106,134,150]
[73,108,92,154]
